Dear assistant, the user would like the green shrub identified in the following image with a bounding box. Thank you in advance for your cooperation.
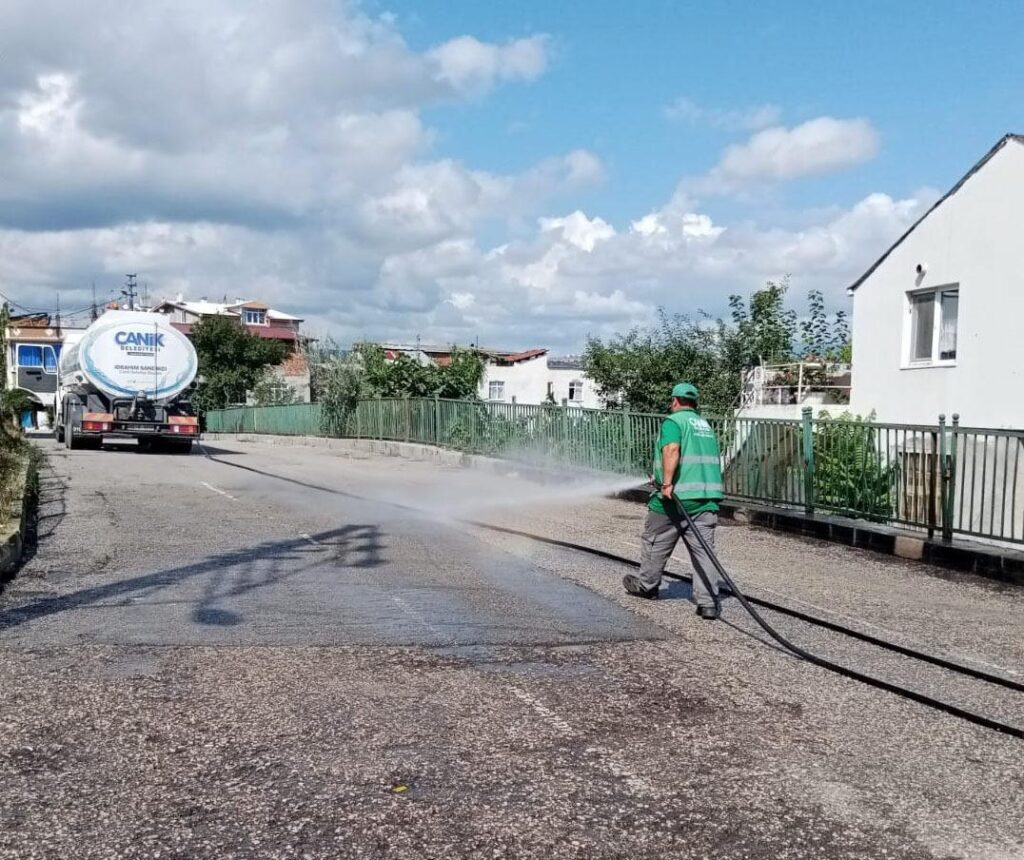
[813,411,894,520]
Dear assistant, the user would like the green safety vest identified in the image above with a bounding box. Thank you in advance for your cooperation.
[652,410,725,502]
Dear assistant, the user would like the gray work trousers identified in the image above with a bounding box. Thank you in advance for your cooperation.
[639,510,721,607]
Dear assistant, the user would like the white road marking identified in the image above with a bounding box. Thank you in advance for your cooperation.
[391,595,453,643]
[199,481,238,501]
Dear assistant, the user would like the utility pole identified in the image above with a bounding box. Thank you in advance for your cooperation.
[91,281,98,322]
[54,291,62,333]
[142,281,149,310]
[122,273,138,310]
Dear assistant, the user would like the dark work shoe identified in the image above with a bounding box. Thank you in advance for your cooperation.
[696,604,720,620]
[623,574,659,600]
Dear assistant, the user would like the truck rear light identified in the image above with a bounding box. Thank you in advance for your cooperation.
[171,424,198,435]
[82,421,111,432]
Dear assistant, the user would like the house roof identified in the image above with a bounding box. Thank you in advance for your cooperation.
[373,341,548,365]
[498,348,548,364]
[171,321,298,341]
[848,133,1024,293]
[155,298,303,322]
[267,309,302,322]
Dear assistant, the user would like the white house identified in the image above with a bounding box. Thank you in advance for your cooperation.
[479,351,602,409]
[849,134,1024,429]
[376,341,602,408]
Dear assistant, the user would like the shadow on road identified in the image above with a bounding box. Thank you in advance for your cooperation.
[0,524,385,632]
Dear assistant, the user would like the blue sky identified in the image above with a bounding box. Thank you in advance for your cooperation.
[389,0,1021,223]
[1,1,1021,349]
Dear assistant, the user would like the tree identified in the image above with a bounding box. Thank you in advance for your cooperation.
[800,289,830,359]
[309,341,485,435]
[191,316,288,415]
[252,369,297,406]
[801,289,851,362]
[584,280,803,416]
[583,309,744,416]
[729,278,797,366]
[353,343,484,399]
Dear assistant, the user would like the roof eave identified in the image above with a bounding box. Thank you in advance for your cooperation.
[847,133,1024,293]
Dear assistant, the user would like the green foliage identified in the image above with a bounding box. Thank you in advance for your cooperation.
[584,279,855,417]
[252,370,297,406]
[729,278,797,365]
[191,316,288,415]
[583,309,742,416]
[308,341,485,437]
[813,411,894,520]
[801,289,850,361]
[584,280,801,415]
[317,354,370,436]
[356,343,484,399]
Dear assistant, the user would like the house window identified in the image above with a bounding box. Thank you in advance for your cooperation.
[244,308,267,325]
[488,380,505,401]
[908,286,958,365]
[17,345,43,368]
[568,380,584,402]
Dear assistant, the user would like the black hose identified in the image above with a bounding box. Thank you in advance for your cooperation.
[478,515,1024,740]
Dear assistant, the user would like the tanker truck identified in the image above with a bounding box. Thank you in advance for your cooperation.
[56,310,200,452]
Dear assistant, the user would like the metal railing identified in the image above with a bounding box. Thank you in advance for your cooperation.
[206,400,1024,546]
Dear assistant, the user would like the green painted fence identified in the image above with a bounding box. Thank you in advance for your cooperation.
[205,399,1024,546]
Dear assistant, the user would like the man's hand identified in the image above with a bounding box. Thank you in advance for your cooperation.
[661,483,674,500]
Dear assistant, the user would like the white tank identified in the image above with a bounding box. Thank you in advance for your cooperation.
[59,311,198,401]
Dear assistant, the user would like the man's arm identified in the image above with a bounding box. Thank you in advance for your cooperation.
[660,443,680,499]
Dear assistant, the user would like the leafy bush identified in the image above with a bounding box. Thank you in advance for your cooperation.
[812,411,894,520]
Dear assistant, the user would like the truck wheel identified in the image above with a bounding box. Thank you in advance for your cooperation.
[55,422,65,444]
[66,420,82,450]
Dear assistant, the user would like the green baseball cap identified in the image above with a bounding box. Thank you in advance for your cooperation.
[671,382,699,400]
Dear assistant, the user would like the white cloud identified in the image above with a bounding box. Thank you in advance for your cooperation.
[697,117,881,193]
[0,2,926,353]
[539,211,615,252]
[427,35,549,96]
[663,97,782,131]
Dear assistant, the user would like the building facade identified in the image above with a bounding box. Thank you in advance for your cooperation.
[2,314,88,428]
[152,296,309,402]
[374,342,601,408]
[479,352,601,409]
[849,134,1024,429]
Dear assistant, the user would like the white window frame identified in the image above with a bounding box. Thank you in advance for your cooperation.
[244,308,267,326]
[568,380,584,402]
[902,284,959,369]
[488,380,505,401]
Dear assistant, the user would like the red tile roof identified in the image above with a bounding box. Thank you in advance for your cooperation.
[171,322,297,341]
[499,348,548,364]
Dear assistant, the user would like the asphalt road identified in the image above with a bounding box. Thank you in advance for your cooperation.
[1,437,1022,860]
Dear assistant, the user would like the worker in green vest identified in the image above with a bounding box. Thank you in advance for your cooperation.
[623,382,725,618]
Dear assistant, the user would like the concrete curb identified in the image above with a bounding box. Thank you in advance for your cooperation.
[718,501,1024,586]
[204,433,1024,586]
[0,451,37,577]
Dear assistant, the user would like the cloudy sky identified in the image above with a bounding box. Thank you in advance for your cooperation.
[1,0,1021,349]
